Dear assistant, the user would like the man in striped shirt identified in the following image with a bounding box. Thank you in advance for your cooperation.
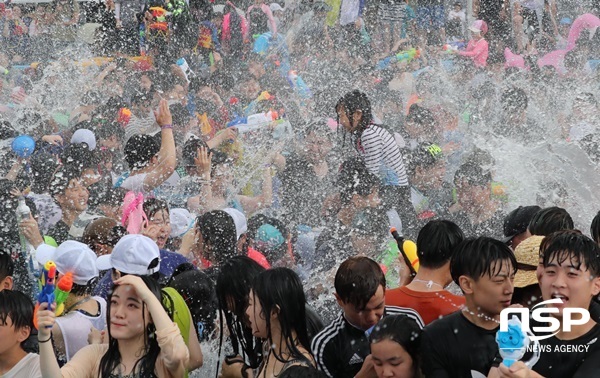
[311,256,424,378]
[336,90,416,236]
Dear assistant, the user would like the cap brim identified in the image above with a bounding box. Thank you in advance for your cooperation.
[96,254,113,271]
[35,244,57,266]
[469,27,481,33]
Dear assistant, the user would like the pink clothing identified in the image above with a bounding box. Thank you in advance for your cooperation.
[222,12,249,43]
[246,3,277,36]
[504,47,527,70]
[458,38,489,68]
[537,49,568,74]
[567,13,600,51]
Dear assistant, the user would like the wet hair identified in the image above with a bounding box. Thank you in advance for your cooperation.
[591,211,600,244]
[454,161,492,187]
[451,237,517,286]
[124,135,160,170]
[335,256,386,310]
[527,207,574,236]
[337,158,380,205]
[82,217,120,252]
[0,253,14,282]
[196,210,237,266]
[0,290,34,348]
[251,268,312,365]
[143,198,170,220]
[279,366,327,378]
[405,104,436,132]
[181,137,229,169]
[88,183,126,209]
[417,220,465,269]
[49,165,81,198]
[335,90,373,133]
[100,275,162,378]
[540,230,600,278]
[216,256,266,369]
[501,87,528,113]
[406,142,444,176]
[94,121,124,144]
[169,267,217,341]
[369,315,422,376]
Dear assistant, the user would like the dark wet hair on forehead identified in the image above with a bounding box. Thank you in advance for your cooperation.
[540,230,600,277]
[196,210,237,265]
[49,165,81,197]
[124,134,160,170]
[0,290,34,344]
[143,198,169,220]
[335,90,373,133]
[453,161,492,187]
[528,207,574,236]
[335,256,386,310]
[591,211,600,244]
[369,315,422,375]
[451,237,517,286]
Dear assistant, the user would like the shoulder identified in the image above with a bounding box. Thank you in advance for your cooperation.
[385,305,425,329]
[311,313,345,352]
[423,310,462,333]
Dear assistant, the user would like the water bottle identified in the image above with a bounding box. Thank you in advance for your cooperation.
[16,197,36,274]
[176,58,193,83]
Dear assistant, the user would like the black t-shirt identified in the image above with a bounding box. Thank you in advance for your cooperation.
[46,220,71,245]
[530,322,600,378]
[451,210,505,239]
[421,311,500,378]
[313,218,354,273]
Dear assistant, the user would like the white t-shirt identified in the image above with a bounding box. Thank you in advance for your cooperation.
[1,353,42,378]
[120,171,181,197]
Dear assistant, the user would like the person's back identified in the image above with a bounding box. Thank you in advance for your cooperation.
[386,220,466,325]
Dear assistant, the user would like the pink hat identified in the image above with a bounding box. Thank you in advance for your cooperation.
[121,191,147,235]
[469,20,488,34]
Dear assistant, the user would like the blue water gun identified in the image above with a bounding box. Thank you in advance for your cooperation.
[496,316,529,367]
[33,261,57,329]
[376,48,420,70]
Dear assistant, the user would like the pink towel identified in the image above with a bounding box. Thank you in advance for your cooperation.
[121,192,147,235]
[504,48,527,70]
[567,13,600,51]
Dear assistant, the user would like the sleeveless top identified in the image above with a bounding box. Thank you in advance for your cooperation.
[55,296,107,362]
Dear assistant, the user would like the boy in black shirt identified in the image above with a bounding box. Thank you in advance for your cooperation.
[420,237,517,377]
[499,231,600,378]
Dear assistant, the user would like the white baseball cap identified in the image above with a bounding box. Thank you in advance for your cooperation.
[223,208,247,240]
[270,3,284,12]
[170,208,195,238]
[71,129,97,151]
[36,241,99,285]
[96,234,161,275]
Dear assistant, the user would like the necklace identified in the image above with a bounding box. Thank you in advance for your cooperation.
[412,278,444,290]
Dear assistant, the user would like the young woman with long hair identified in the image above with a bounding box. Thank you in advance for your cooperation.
[37,275,189,377]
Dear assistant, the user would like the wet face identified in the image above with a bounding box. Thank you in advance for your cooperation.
[463,260,515,317]
[539,253,600,318]
[240,79,260,101]
[58,178,89,212]
[413,160,446,190]
[0,316,28,356]
[109,285,150,341]
[371,339,415,378]
[336,106,362,132]
[212,164,233,194]
[304,131,333,161]
[246,290,269,338]
[455,179,489,213]
[471,31,482,40]
[148,209,171,249]
[140,75,152,92]
[338,285,385,331]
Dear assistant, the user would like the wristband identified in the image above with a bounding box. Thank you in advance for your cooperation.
[38,335,52,343]
[161,124,173,130]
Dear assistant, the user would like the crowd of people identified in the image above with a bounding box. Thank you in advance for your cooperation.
[0,0,599,377]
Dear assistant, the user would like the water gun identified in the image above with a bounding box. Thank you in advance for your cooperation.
[227,111,282,133]
[376,48,420,70]
[496,316,529,367]
[443,41,467,53]
[54,272,74,317]
[33,261,57,329]
[390,228,419,277]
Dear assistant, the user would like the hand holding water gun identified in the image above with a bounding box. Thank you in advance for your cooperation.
[34,261,57,330]
[496,316,529,367]
[376,48,421,70]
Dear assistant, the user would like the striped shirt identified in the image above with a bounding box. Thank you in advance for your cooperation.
[311,306,424,377]
[355,125,409,187]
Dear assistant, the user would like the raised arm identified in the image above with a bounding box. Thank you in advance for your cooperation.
[143,99,177,192]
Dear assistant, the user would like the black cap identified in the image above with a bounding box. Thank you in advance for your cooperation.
[503,206,542,242]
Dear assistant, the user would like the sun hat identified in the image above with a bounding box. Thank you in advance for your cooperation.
[513,235,544,288]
